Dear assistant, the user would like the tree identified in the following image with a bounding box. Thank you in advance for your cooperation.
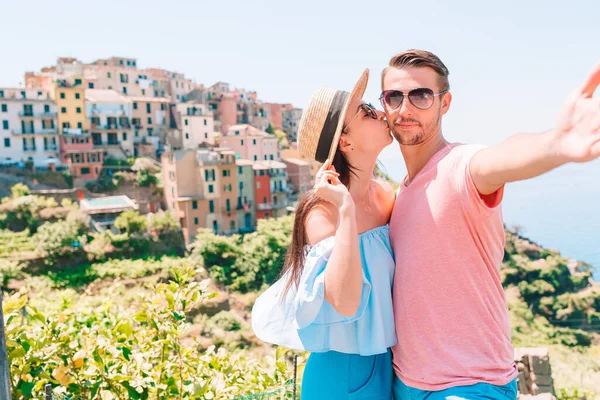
[265,123,275,134]
[114,210,147,235]
[11,183,30,198]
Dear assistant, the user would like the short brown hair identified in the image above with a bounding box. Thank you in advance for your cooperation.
[382,49,450,91]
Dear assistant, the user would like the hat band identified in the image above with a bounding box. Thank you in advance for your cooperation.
[315,90,349,163]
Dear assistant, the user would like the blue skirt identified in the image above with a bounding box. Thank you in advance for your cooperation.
[301,349,393,400]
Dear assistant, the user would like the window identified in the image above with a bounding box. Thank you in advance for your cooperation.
[142,89,145,96]
[122,133,128,141]
[146,103,151,113]
[205,133,208,139]
[75,93,80,99]
[107,72,112,78]
[238,167,243,174]
[75,79,82,85]
[230,221,235,231]
[264,197,268,204]
[77,122,83,129]
[192,200,198,209]
[44,105,50,113]
[235,131,239,135]
[209,200,214,213]
[2,120,8,130]
[240,182,244,190]
[185,119,188,126]
[154,90,158,97]
[204,119,207,126]
[253,155,257,161]
[270,155,274,160]
[81,167,90,175]
[253,139,256,145]
[3,138,10,147]
[241,140,244,145]
[133,102,137,110]
[264,155,267,160]
[161,104,166,110]
[147,118,152,124]
[185,133,189,139]
[208,184,214,193]
[61,107,66,113]
[122,87,127,95]
[194,217,199,225]
[88,82,94,89]
[0,104,6,112]
[76,107,82,114]
[256,181,261,189]
[226,199,231,212]
[213,220,218,232]
[60,92,65,99]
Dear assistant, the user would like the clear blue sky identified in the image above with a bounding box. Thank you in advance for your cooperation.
[1,0,599,179]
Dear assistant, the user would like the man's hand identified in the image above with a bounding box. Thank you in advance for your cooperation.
[553,62,600,163]
[470,62,600,196]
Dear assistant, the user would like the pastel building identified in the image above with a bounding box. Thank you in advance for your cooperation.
[253,160,288,219]
[130,96,171,157]
[175,103,217,149]
[86,89,134,160]
[235,159,256,232]
[161,148,239,245]
[0,88,60,166]
[282,158,312,196]
[220,124,279,162]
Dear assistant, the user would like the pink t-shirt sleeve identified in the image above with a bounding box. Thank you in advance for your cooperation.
[450,144,504,214]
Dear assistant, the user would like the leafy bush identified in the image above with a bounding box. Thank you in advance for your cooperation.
[114,210,147,235]
[207,311,243,332]
[4,265,298,399]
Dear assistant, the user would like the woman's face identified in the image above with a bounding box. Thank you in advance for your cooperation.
[341,97,393,156]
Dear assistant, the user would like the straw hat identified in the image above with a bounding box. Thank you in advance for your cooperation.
[297,69,369,163]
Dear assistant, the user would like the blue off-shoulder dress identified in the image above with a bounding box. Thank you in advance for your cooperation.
[252,225,397,399]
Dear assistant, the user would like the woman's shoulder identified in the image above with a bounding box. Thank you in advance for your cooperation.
[305,202,337,246]
[372,178,396,219]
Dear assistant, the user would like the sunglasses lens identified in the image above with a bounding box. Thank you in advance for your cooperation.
[383,90,404,109]
[408,88,435,109]
[363,104,378,119]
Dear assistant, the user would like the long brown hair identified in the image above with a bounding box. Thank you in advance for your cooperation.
[280,146,358,296]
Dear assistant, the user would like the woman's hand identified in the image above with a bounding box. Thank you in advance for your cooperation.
[313,159,353,210]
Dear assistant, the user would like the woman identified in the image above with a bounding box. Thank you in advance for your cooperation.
[252,69,396,399]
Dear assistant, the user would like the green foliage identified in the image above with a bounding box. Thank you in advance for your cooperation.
[114,210,147,235]
[11,183,30,198]
[265,124,274,134]
[192,216,293,292]
[32,219,86,264]
[3,265,298,399]
[207,311,243,332]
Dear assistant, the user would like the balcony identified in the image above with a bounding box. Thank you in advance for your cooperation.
[44,145,58,151]
[23,146,37,152]
[12,128,58,135]
[91,123,131,131]
[272,200,288,209]
[236,201,253,211]
[256,202,273,211]
[18,111,57,118]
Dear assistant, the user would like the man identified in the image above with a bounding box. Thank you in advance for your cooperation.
[382,49,600,399]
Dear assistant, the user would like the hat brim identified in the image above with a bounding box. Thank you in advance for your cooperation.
[325,69,369,163]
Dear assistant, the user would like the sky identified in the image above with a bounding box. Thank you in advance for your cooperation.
[1,0,599,180]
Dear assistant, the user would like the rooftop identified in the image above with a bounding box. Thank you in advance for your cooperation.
[80,195,138,215]
[282,158,310,166]
[252,160,287,170]
[85,89,132,104]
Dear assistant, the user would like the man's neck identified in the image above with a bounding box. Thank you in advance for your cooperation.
[400,133,448,184]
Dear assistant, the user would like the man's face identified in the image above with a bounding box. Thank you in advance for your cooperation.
[381,66,451,146]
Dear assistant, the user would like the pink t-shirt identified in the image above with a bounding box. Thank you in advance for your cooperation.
[390,143,518,391]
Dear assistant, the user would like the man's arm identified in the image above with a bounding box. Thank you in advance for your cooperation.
[470,62,600,195]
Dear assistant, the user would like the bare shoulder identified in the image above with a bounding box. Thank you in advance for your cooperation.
[373,179,396,219]
[373,179,396,204]
[305,202,337,246]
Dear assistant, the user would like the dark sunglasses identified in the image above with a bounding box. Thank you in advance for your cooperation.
[343,102,378,131]
[379,88,448,110]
